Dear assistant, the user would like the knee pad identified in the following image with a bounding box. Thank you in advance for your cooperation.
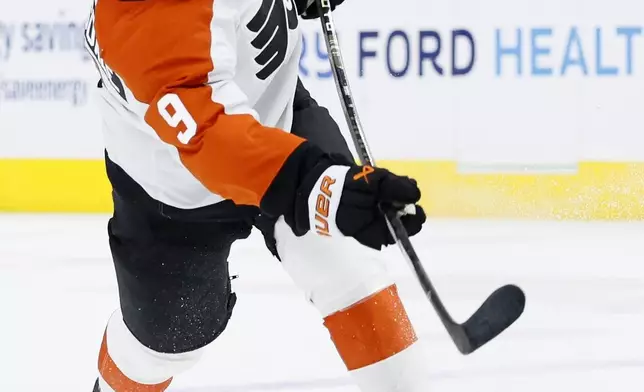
[103,311,205,385]
[109,221,238,354]
[119,288,237,355]
[273,217,394,317]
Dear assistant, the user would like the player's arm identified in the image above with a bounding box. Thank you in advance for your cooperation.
[96,0,424,249]
[96,0,310,209]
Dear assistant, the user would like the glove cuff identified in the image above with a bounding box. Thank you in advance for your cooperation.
[260,142,325,219]
[301,165,350,237]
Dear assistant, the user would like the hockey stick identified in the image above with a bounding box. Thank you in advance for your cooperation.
[314,0,526,355]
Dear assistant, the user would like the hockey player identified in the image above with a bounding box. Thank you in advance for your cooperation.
[85,0,430,390]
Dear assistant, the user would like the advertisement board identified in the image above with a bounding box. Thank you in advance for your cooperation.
[1,0,643,217]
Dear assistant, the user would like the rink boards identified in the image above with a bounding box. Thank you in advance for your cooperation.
[2,159,644,219]
[2,0,644,218]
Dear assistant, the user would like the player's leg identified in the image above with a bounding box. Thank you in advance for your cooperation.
[94,157,254,391]
[274,219,430,392]
[262,80,430,391]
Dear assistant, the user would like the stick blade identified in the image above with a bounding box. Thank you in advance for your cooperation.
[454,284,526,355]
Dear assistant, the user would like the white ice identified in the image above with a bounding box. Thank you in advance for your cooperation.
[1,215,643,391]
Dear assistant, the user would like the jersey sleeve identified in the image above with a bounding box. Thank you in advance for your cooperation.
[94,0,308,209]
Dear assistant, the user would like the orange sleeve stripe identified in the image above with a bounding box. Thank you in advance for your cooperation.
[98,332,172,392]
[323,285,418,371]
[95,0,305,206]
[145,86,305,206]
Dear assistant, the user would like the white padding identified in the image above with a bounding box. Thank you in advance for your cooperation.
[307,165,350,239]
[105,311,204,384]
[350,340,432,392]
[274,217,393,317]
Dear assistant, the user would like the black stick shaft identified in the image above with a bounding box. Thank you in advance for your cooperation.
[315,0,458,330]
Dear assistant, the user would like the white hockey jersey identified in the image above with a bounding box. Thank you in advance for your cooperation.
[84,0,307,209]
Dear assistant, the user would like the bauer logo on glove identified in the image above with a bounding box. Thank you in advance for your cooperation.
[308,166,350,237]
[313,175,336,236]
[303,164,426,250]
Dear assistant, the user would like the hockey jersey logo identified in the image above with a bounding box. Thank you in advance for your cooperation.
[247,0,299,80]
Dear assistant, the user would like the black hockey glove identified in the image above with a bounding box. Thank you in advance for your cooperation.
[289,157,426,250]
[294,0,346,19]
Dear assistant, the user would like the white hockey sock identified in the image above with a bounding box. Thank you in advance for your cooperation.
[323,285,431,392]
[349,340,431,392]
[96,311,202,392]
[273,218,431,391]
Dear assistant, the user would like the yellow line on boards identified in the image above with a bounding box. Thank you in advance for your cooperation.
[1,159,643,219]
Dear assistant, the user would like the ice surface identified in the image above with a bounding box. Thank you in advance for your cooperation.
[1,215,643,391]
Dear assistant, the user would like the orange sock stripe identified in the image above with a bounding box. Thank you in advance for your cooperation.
[323,285,418,371]
[98,332,172,392]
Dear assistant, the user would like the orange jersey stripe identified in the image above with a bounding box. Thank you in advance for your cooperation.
[323,285,418,371]
[98,332,172,392]
[94,0,305,207]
